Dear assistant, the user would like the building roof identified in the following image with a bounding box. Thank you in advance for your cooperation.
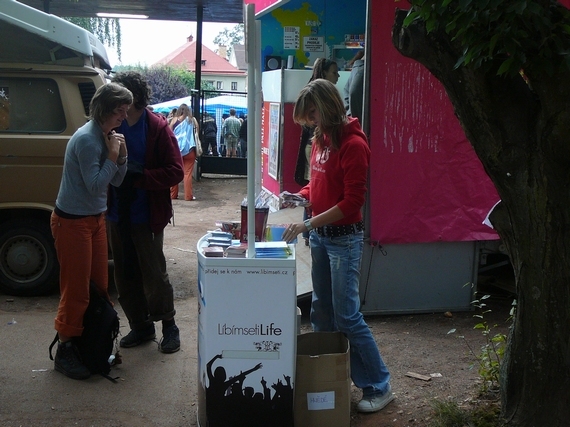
[155,36,245,76]
[232,44,247,71]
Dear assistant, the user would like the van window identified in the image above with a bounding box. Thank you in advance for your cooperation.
[0,78,66,133]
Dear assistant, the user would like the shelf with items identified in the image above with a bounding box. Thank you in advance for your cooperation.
[331,44,364,70]
[332,44,365,50]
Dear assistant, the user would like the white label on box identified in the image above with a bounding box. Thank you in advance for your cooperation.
[306,391,335,410]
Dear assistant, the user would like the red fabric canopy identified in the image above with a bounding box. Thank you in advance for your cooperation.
[367,2,500,244]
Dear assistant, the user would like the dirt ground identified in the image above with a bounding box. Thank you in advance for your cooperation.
[0,175,514,427]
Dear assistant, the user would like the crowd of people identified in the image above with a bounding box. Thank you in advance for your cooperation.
[165,107,248,159]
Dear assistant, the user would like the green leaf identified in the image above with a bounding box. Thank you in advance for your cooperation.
[497,56,515,75]
[403,11,421,27]
[426,17,439,32]
[510,1,527,15]
[491,335,506,343]
[489,33,500,56]
[453,54,467,70]
[526,1,542,14]
[446,20,457,33]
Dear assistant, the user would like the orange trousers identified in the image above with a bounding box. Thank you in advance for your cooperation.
[50,212,109,337]
[171,149,197,200]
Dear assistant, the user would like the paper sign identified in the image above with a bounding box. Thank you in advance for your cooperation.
[303,36,324,52]
[306,391,335,410]
[284,26,300,49]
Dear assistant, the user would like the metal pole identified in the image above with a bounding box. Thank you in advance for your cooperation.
[194,4,203,121]
[245,3,256,256]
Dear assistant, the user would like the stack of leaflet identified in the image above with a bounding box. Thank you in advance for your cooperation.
[225,242,248,258]
[202,246,224,257]
[254,241,292,258]
[279,191,310,207]
[207,231,232,249]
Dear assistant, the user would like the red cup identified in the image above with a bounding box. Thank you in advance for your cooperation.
[240,206,269,242]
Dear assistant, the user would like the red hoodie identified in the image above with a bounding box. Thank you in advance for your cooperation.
[136,109,184,233]
[299,117,370,226]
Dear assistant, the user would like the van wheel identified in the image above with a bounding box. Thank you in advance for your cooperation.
[0,219,59,296]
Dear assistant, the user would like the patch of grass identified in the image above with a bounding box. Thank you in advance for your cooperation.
[428,399,506,427]
[448,292,514,393]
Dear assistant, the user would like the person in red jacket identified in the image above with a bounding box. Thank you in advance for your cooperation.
[108,71,184,354]
[282,78,394,413]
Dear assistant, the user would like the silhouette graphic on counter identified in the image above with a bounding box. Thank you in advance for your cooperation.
[205,353,294,427]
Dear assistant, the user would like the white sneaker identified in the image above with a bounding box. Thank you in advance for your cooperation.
[357,385,395,413]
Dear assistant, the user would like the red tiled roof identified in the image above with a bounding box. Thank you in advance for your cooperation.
[154,39,245,76]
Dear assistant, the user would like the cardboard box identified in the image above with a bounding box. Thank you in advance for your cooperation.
[294,332,351,427]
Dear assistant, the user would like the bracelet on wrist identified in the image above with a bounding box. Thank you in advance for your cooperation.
[117,155,127,165]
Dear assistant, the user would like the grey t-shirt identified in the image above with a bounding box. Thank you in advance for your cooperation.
[344,59,365,124]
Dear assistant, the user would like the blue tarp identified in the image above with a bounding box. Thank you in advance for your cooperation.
[151,94,247,116]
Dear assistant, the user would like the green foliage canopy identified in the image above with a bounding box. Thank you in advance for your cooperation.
[213,24,245,59]
[402,0,570,77]
[65,17,122,61]
[113,64,215,105]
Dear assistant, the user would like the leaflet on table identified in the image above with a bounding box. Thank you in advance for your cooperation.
[255,241,292,258]
[202,247,224,257]
[279,191,310,207]
[206,231,233,248]
[225,243,248,258]
[265,224,298,243]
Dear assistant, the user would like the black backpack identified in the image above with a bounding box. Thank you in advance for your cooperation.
[50,283,121,381]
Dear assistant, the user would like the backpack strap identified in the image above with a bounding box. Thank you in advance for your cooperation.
[101,373,119,383]
[48,332,119,383]
[49,332,59,361]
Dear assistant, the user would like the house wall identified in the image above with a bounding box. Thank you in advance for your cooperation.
[202,74,247,92]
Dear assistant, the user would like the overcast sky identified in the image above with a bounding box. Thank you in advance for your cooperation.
[106,19,240,67]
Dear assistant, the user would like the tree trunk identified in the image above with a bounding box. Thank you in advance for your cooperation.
[393,9,570,426]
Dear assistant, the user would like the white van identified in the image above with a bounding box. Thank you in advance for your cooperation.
[0,0,111,295]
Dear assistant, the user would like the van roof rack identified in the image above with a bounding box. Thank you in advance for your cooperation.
[0,0,111,69]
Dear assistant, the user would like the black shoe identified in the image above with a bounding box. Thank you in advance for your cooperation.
[54,341,90,380]
[120,324,156,348]
[159,324,180,354]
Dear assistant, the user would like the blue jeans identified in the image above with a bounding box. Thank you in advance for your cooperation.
[310,231,391,397]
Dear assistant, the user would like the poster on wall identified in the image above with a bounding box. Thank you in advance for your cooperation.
[303,36,324,52]
[283,26,300,49]
[268,103,280,179]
